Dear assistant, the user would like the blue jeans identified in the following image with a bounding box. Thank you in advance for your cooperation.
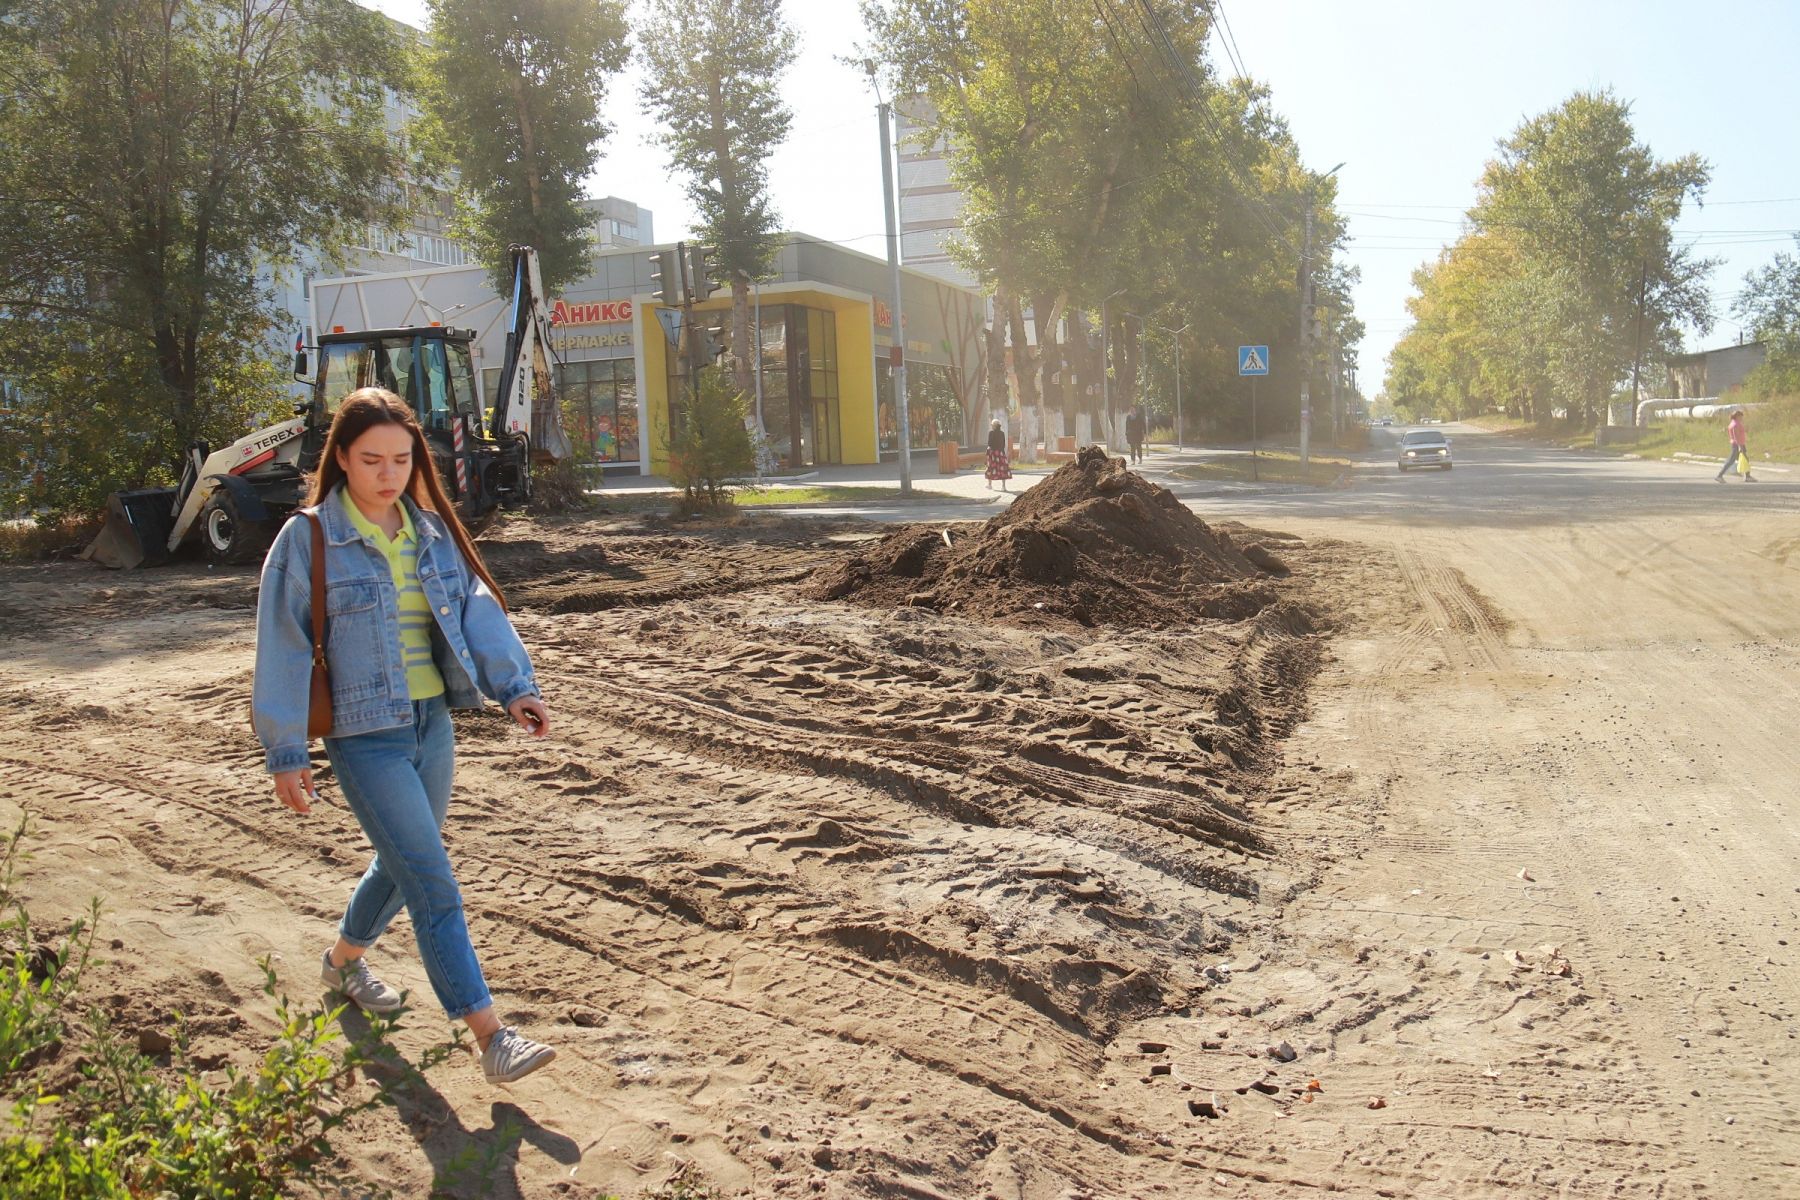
[325,697,492,1019]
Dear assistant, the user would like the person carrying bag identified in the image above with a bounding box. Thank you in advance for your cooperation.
[251,386,557,1085]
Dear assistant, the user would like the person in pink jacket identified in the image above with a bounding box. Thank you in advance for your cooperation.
[1715,410,1756,482]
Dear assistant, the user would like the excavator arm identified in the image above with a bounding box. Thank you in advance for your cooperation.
[490,245,571,463]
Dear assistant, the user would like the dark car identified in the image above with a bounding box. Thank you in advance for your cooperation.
[1398,429,1452,471]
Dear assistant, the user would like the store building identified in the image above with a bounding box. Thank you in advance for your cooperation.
[311,233,989,476]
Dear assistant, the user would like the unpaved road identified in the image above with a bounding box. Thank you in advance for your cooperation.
[2,427,1798,1197]
[1153,426,1800,1194]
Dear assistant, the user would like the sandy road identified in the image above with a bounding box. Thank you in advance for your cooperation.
[1156,427,1800,1195]
[1,431,1796,1197]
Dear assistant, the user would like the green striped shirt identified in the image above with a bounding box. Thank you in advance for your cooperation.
[339,492,446,701]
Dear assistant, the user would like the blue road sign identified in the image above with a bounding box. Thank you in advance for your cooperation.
[1239,345,1270,376]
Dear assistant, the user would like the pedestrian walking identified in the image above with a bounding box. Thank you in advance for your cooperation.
[1126,408,1146,464]
[1714,409,1756,482]
[985,418,1013,492]
[252,387,558,1085]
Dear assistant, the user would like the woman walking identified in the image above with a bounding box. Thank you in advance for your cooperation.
[985,418,1013,492]
[252,387,556,1085]
[1714,409,1756,482]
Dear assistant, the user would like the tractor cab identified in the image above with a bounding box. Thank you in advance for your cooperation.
[301,326,524,519]
[307,326,486,461]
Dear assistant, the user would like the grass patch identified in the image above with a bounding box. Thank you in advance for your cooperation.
[0,516,99,563]
[1461,413,1549,436]
[733,485,977,506]
[1585,397,1800,463]
[1168,449,1349,486]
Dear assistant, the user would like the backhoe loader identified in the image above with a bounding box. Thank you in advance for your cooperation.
[84,246,569,568]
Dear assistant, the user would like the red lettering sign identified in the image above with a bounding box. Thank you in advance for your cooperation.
[873,300,907,330]
[550,299,634,327]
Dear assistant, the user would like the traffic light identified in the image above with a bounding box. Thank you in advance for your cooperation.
[688,244,720,302]
[695,322,729,363]
[650,248,684,306]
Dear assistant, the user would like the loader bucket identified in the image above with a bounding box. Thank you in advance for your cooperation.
[81,487,179,569]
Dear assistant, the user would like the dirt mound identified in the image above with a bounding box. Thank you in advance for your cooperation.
[808,446,1274,627]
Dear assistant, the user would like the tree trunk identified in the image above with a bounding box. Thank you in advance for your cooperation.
[1033,292,1066,452]
[1008,293,1036,424]
[1065,310,1093,431]
[986,289,1010,434]
[509,71,544,222]
[730,276,753,398]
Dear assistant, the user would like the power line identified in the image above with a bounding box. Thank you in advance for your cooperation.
[1210,0,1248,81]
[1345,195,1800,210]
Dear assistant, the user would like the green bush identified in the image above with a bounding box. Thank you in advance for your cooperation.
[0,813,459,1200]
[666,366,754,514]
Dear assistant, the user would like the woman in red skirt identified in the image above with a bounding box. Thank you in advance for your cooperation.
[985,418,1013,492]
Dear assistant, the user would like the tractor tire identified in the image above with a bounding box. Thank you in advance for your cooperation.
[200,490,275,566]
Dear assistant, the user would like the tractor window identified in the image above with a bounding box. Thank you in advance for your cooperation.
[317,336,421,413]
[446,341,482,435]
[420,340,453,433]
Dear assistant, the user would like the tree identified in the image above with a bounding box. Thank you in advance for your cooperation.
[0,0,411,518]
[860,0,1350,446]
[1386,92,1712,426]
[666,365,755,512]
[420,0,630,295]
[1735,235,1800,396]
[638,0,799,399]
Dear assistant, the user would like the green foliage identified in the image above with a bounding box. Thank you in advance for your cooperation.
[638,0,798,395]
[1734,235,1800,396]
[430,1115,523,1197]
[666,367,755,512]
[643,1161,723,1200]
[0,1096,130,1200]
[419,0,631,296]
[1387,91,1712,425]
[638,0,797,283]
[0,815,97,1081]
[0,0,412,518]
[0,816,459,1200]
[859,0,1352,439]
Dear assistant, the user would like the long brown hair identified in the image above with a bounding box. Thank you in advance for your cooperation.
[309,387,508,608]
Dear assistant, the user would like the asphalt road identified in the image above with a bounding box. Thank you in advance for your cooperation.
[1158,419,1800,526]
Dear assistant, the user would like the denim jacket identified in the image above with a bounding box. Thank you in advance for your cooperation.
[252,485,539,773]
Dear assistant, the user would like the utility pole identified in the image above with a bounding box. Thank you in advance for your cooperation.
[1100,288,1124,450]
[1174,335,1183,450]
[1329,343,1340,446]
[1299,205,1313,470]
[877,100,911,496]
[1155,322,1190,449]
[1630,259,1648,427]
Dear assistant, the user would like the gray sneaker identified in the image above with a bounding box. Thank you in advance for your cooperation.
[320,949,406,1015]
[481,1026,557,1084]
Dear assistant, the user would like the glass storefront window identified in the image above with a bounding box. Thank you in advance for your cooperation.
[558,358,638,465]
[878,360,950,453]
[739,304,845,471]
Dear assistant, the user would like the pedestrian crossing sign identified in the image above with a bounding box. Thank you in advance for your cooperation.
[1239,345,1270,376]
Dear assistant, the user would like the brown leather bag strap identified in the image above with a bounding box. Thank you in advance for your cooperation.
[306,511,327,666]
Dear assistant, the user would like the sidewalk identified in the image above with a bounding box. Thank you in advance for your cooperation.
[596,441,1347,496]
[591,450,1059,503]
[586,442,1338,524]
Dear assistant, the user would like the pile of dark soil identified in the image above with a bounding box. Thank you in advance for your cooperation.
[807,447,1288,628]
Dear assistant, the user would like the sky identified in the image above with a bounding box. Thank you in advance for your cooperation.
[364,0,1800,392]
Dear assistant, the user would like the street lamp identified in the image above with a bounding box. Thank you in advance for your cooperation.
[1099,288,1126,450]
[1154,322,1191,449]
[865,60,911,495]
[1300,160,1344,470]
